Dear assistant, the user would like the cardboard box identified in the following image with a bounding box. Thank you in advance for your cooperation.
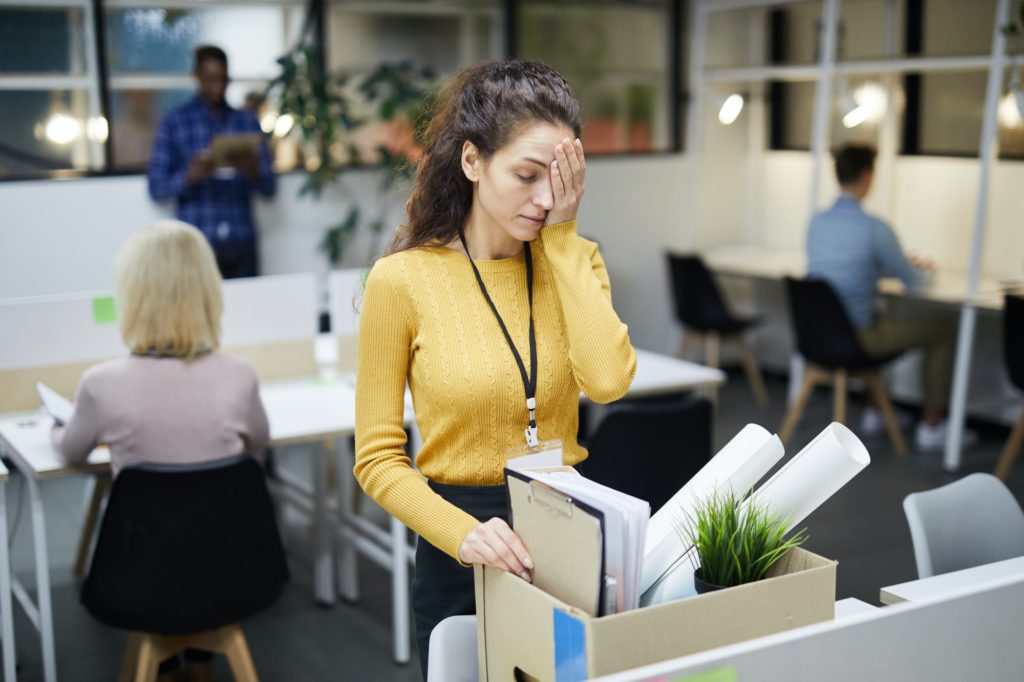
[474,547,836,681]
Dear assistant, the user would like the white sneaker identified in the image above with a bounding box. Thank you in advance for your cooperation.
[915,420,979,453]
[859,407,911,437]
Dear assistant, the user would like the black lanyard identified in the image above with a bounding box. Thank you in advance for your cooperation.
[458,232,539,446]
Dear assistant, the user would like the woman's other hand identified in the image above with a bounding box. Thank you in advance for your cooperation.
[458,517,534,581]
[545,137,586,226]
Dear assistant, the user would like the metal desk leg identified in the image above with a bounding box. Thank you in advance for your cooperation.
[390,515,410,665]
[334,439,360,603]
[0,484,17,682]
[27,476,56,682]
[788,353,805,406]
[312,442,336,606]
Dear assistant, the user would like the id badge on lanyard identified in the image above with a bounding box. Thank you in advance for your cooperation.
[459,233,563,471]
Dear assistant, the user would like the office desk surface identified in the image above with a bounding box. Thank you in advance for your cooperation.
[0,412,110,480]
[627,348,726,397]
[704,244,1009,311]
[880,555,1024,605]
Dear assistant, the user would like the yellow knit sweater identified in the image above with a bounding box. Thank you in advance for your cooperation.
[354,221,637,560]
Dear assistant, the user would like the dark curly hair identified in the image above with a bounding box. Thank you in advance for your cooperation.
[388,59,582,254]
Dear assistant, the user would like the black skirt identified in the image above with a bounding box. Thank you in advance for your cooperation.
[412,479,508,678]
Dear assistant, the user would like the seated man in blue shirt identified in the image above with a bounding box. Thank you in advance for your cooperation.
[807,144,965,452]
[147,45,276,279]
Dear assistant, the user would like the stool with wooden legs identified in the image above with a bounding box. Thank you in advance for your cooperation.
[667,253,769,406]
[81,455,288,682]
[995,295,1024,480]
[778,277,907,455]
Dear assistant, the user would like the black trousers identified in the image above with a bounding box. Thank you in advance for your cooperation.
[413,480,508,680]
[213,238,258,279]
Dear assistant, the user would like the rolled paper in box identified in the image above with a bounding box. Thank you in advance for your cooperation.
[640,423,785,596]
[642,422,870,606]
[750,421,870,527]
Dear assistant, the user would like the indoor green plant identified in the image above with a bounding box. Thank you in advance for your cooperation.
[683,490,809,594]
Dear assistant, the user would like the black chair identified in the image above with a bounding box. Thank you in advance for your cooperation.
[584,395,712,514]
[666,253,769,406]
[81,455,289,682]
[995,294,1024,479]
[779,277,907,455]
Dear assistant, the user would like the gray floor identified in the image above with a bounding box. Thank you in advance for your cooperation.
[3,372,1021,681]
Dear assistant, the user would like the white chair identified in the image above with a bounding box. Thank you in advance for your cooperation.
[903,473,1024,579]
[427,615,478,682]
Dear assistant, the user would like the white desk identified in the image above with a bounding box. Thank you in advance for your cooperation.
[0,459,15,682]
[879,555,1024,605]
[625,349,726,398]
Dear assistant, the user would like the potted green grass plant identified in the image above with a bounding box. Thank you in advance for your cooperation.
[683,490,809,595]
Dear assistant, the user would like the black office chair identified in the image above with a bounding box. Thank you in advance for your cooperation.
[584,395,712,514]
[779,277,907,455]
[995,294,1024,479]
[666,253,769,406]
[81,455,289,682]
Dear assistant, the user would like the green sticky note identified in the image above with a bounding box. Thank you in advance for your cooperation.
[92,296,118,324]
[673,666,738,682]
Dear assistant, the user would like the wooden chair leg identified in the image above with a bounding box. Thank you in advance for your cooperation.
[833,369,848,425]
[73,473,111,577]
[118,633,143,682]
[705,332,720,369]
[864,372,908,457]
[736,335,770,407]
[995,412,1024,480]
[133,636,161,682]
[677,330,701,361]
[222,626,260,682]
[779,369,819,444]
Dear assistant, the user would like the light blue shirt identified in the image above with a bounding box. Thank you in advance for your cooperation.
[806,195,923,329]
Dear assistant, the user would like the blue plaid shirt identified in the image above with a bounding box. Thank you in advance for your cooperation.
[147,96,276,243]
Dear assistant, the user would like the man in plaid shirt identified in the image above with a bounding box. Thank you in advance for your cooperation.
[147,45,276,278]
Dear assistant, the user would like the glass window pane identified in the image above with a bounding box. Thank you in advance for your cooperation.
[519,0,673,154]
[106,7,290,78]
[705,8,771,69]
[769,4,824,67]
[326,3,499,75]
[917,71,984,156]
[0,8,86,74]
[0,90,95,176]
[108,88,192,170]
[838,0,898,61]
[921,0,995,57]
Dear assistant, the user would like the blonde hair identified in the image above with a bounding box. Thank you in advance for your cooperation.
[117,220,223,359]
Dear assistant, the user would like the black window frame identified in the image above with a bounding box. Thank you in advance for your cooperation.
[0,0,686,183]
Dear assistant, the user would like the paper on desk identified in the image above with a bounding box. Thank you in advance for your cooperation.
[639,424,785,596]
[519,469,650,612]
[642,422,870,606]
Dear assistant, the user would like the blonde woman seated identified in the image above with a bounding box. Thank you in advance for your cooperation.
[52,220,269,681]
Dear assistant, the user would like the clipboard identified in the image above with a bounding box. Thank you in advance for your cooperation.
[505,467,606,617]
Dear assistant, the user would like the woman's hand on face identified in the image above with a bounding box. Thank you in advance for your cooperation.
[458,517,534,581]
[545,138,586,227]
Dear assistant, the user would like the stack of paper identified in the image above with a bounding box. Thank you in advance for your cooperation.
[516,468,650,613]
[640,421,871,606]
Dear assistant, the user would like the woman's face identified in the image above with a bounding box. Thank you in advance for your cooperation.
[464,121,574,244]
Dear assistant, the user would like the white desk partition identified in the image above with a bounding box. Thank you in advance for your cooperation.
[591,574,1024,682]
[0,292,124,371]
[221,273,317,347]
[327,268,365,339]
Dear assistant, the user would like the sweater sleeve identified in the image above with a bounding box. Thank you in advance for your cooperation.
[354,259,481,562]
[540,220,637,403]
[50,375,102,466]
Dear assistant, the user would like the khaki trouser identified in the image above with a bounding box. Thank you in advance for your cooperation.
[858,317,956,412]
